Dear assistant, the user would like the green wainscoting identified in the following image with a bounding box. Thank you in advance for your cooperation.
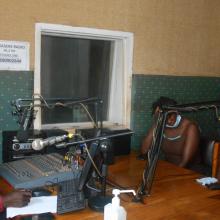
[131,75,220,150]
[0,71,220,162]
[0,71,33,162]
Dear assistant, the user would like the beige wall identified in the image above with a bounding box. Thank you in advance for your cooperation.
[1,0,220,76]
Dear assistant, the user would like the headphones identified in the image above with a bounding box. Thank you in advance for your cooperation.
[166,114,182,128]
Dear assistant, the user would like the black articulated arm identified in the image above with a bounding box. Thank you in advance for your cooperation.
[163,100,220,114]
[134,111,168,201]
[11,95,104,132]
[135,100,220,202]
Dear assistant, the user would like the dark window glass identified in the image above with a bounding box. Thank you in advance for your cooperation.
[40,35,112,124]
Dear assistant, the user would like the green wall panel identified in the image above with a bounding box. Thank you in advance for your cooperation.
[0,71,220,161]
[131,75,220,150]
[0,71,33,162]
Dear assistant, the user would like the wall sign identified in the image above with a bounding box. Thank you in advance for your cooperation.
[0,40,30,70]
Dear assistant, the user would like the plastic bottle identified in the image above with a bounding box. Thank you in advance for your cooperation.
[104,189,136,220]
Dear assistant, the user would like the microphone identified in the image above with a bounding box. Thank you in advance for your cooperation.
[32,133,74,151]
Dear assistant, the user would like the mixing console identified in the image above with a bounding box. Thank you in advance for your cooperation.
[0,153,81,189]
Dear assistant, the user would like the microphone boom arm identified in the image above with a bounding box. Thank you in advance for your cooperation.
[54,131,134,148]
[135,99,220,202]
[11,96,104,131]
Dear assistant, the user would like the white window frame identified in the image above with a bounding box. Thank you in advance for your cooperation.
[34,23,133,130]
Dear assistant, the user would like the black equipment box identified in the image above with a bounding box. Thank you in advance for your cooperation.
[2,129,68,162]
[2,128,131,162]
[80,128,132,156]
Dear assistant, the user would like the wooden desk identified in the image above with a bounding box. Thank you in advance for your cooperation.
[1,152,220,220]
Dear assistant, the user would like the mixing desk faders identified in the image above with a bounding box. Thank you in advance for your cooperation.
[0,153,81,189]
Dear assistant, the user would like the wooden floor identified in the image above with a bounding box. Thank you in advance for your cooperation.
[2,152,220,219]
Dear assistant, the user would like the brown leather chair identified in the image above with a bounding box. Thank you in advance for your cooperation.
[200,139,220,177]
[212,141,220,178]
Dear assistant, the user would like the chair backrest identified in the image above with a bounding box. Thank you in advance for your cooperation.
[201,140,215,166]
[200,138,220,177]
